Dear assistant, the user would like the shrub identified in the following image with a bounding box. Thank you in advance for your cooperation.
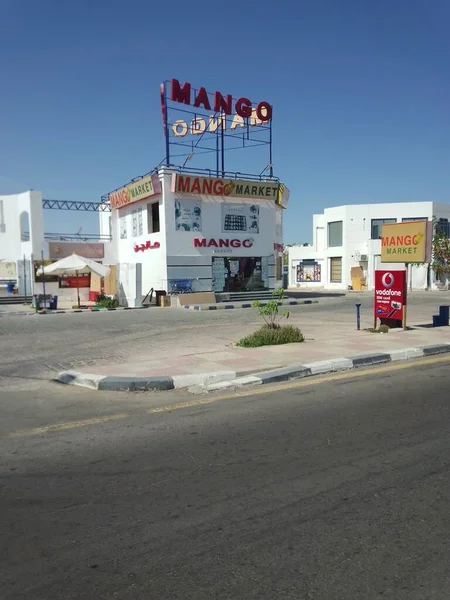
[366,325,389,334]
[237,325,304,348]
[96,293,119,309]
[252,287,289,329]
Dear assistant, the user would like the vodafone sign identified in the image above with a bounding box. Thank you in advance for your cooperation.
[374,270,407,321]
[194,238,254,249]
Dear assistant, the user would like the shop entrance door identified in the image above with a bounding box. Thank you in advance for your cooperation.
[212,257,268,293]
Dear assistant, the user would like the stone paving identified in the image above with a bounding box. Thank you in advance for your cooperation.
[75,307,450,378]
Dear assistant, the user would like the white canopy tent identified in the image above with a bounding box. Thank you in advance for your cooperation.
[38,253,110,308]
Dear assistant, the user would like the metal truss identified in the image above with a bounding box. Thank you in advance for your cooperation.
[42,199,111,212]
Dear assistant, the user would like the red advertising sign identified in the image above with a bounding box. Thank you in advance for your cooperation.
[59,274,91,289]
[374,270,407,321]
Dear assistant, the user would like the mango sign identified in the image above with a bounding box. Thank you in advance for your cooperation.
[381,221,429,263]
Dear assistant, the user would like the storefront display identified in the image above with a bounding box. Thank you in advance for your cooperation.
[212,256,267,292]
[296,260,321,283]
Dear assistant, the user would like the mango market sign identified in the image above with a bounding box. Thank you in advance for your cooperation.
[171,174,280,201]
[381,221,429,263]
[109,174,161,209]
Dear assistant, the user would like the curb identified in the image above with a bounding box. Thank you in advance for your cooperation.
[55,369,238,392]
[200,343,450,392]
[55,343,450,393]
[0,306,151,317]
[183,299,319,311]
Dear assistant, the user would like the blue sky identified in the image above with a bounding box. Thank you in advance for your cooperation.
[1,0,449,243]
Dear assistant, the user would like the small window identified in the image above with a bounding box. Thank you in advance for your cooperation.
[148,202,160,234]
[0,200,5,233]
[20,211,30,241]
[330,257,342,283]
[371,218,396,239]
[120,214,127,239]
[328,221,343,247]
[437,218,450,237]
[402,217,427,222]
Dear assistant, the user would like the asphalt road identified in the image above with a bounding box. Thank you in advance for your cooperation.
[1,356,449,599]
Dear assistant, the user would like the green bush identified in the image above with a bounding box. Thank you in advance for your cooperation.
[96,293,119,309]
[237,325,304,348]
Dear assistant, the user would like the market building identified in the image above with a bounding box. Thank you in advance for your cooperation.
[100,167,288,307]
[1,78,289,308]
[288,201,450,291]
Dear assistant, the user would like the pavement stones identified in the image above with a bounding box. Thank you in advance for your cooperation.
[56,343,450,393]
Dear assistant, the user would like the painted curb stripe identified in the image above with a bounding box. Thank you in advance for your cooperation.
[56,343,450,393]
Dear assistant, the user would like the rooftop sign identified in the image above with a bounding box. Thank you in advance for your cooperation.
[109,174,161,210]
[171,173,279,201]
[160,79,273,174]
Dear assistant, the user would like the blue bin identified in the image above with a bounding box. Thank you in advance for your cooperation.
[439,305,449,326]
[49,295,58,310]
[6,282,14,293]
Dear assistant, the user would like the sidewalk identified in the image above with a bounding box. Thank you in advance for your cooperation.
[56,305,450,388]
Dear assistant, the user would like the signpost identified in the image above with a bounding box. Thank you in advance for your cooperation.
[379,220,433,330]
[374,270,407,330]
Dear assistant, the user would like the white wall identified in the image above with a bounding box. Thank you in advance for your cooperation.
[0,191,45,294]
[165,185,282,292]
[111,172,166,306]
[289,201,436,290]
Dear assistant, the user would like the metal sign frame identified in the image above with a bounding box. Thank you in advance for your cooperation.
[160,79,274,178]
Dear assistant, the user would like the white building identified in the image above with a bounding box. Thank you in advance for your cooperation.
[0,190,45,296]
[0,190,111,305]
[100,167,287,306]
[288,202,450,291]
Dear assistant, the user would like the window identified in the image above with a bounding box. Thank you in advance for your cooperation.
[328,221,343,247]
[371,218,396,239]
[137,207,143,236]
[330,257,342,283]
[120,214,127,239]
[0,201,5,233]
[438,218,450,237]
[19,211,30,241]
[402,217,427,222]
[148,202,160,234]
[132,209,138,237]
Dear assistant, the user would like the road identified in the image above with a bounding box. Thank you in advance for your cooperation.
[1,356,449,599]
[0,290,448,383]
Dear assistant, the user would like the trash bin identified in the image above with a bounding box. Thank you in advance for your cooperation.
[155,290,167,306]
[6,282,14,293]
[49,295,58,310]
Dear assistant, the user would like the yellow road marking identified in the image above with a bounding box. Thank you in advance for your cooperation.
[8,413,129,438]
[6,354,450,437]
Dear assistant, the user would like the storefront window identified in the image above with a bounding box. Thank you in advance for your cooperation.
[212,257,268,293]
[297,260,321,282]
[330,257,342,283]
